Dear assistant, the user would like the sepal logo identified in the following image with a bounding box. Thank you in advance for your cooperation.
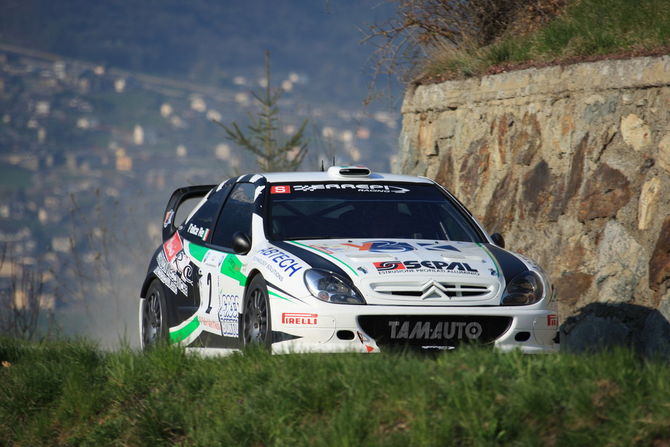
[373,261,405,271]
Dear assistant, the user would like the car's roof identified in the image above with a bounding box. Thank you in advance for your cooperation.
[250,167,435,184]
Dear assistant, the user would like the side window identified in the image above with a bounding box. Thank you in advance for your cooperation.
[210,183,256,248]
[182,185,231,242]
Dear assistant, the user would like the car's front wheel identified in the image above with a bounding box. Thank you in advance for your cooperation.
[140,279,168,349]
[242,275,272,347]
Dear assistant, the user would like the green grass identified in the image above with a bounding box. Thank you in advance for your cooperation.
[423,0,670,81]
[2,338,670,446]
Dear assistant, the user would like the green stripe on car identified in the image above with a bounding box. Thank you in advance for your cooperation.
[188,242,209,262]
[169,316,200,343]
[221,254,247,286]
[477,243,501,278]
[268,290,292,302]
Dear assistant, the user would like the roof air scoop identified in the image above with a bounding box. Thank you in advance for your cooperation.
[328,166,371,178]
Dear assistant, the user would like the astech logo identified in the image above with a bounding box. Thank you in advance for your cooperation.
[257,247,303,277]
[374,260,479,275]
[282,313,318,325]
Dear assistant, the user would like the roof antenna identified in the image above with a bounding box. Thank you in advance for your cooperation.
[331,156,335,167]
[320,160,324,172]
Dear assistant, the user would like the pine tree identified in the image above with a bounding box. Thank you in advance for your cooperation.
[214,51,308,172]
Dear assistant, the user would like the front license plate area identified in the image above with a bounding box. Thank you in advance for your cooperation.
[357,315,513,349]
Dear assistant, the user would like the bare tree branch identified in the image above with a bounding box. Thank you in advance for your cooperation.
[364,0,565,82]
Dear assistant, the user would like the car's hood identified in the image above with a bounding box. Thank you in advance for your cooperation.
[276,239,520,306]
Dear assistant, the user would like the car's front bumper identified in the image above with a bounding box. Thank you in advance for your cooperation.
[270,302,559,354]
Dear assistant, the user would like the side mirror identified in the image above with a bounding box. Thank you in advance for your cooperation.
[232,232,251,255]
[491,232,505,248]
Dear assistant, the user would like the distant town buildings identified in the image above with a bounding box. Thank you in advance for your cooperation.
[0,44,399,315]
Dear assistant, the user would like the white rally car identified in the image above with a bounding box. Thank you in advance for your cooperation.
[139,166,559,354]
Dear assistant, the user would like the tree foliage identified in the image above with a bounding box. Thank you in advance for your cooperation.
[214,51,308,172]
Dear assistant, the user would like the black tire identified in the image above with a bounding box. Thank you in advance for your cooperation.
[141,279,169,349]
[242,275,272,347]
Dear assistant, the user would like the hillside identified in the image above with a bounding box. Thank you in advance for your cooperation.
[0,0,401,344]
[0,0,396,107]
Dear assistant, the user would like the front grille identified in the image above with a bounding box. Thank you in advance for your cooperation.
[358,315,512,350]
[370,281,493,299]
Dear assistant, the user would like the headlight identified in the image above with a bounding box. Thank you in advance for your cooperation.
[500,271,545,306]
[304,269,366,305]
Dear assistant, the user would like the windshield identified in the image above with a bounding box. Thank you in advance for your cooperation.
[267,182,484,242]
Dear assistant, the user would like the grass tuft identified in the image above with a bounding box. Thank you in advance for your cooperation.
[420,0,670,82]
[2,338,670,445]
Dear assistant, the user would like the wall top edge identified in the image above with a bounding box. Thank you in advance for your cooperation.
[402,55,670,113]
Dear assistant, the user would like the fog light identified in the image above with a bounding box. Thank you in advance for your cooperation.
[515,331,531,342]
[336,330,355,340]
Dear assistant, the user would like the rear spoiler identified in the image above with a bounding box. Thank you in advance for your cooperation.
[162,184,217,242]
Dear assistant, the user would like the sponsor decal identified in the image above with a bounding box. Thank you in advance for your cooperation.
[344,241,414,253]
[292,183,409,194]
[282,313,318,325]
[286,240,359,278]
[200,319,222,331]
[374,261,406,272]
[308,241,461,254]
[163,209,175,229]
[547,314,559,327]
[253,256,283,281]
[220,254,247,286]
[257,247,304,277]
[374,260,479,275]
[218,294,240,337]
[172,249,194,285]
[163,232,183,263]
[154,251,189,296]
[417,242,460,252]
[156,235,194,294]
[307,243,336,254]
[389,320,483,340]
[187,223,210,241]
[202,250,226,268]
[270,185,291,194]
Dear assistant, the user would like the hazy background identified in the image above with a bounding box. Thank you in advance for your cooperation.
[0,0,402,347]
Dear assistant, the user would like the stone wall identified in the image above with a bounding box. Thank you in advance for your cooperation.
[397,56,670,318]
